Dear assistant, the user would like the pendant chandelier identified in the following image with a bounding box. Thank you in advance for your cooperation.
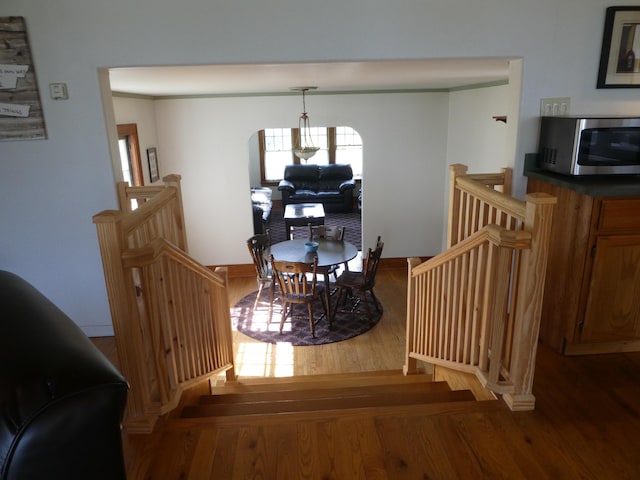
[291,86,319,160]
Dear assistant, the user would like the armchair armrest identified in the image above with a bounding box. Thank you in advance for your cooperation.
[278,180,296,192]
[338,179,356,192]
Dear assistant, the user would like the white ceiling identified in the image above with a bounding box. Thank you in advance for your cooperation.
[109,58,512,96]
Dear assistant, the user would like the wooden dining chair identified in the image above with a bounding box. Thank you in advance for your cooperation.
[333,236,384,322]
[309,224,345,242]
[270,255,328,337]
[246,230,273,310]
[309,225,347,281]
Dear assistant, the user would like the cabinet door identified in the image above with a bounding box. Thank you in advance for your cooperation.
[581,235,640,343]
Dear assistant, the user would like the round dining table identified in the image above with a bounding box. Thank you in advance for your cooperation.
[269,238,359,321]
[269,238,358,268]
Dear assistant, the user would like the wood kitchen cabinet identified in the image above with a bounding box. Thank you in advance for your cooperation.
[527,177,640,355]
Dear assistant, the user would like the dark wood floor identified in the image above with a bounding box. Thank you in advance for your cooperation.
[95,268,640,479]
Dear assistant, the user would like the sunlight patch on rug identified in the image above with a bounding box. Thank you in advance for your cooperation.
[231,290,381,346]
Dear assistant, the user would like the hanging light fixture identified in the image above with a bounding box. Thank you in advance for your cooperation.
[291,86,319,160]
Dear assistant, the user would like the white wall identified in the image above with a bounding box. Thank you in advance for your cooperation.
[112,96,159,185]
[3,0,640,335]
[443,84,511,245]
[153,92,448,264]
[116,87,504,263]
[447,85,510,172]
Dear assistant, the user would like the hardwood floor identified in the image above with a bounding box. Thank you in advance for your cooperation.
[93,266,640,479]
[227,266,411,378]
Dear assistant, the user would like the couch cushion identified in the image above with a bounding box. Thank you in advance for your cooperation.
[318,164,353,181]
[284,164,320,181]
[315,180,343,191]
[313,191,345,200]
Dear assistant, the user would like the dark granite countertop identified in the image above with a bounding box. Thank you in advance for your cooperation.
[524,154,640,197]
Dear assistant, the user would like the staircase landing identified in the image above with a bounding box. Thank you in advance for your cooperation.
[175,370,500,426]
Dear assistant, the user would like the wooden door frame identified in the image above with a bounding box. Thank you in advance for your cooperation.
[117,123,144,186]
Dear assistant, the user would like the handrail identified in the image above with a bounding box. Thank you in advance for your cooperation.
[121,187,178,236]
[448,164,526,249]
[466,168,512,194]
[406,164,556,410]
[122,238,226,288]
[121,239,234,410]
[406,225,531,393]
[455,176,525,221]
[117,174,183,213]
[411,225,531,276]
[93,174,235,433]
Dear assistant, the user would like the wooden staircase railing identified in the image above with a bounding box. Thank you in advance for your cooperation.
[93,175,235,433]
[405,164,556,410]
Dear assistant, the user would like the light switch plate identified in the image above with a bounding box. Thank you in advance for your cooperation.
[49,83,69,100]
[540,97,570,116]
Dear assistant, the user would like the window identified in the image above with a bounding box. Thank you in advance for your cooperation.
[308,127,329,165]
[335,126,363,178]
[259,126,362,184]
[262,128,292,182]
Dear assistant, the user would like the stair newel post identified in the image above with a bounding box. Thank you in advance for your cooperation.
[447,164,468,248]
[500,167,513,196]
[503,192,556,410]
[162,174,188,253]
[93,210,157,432]
[116,181,132,213]
[404,257,421,375]
[481,226,527,391]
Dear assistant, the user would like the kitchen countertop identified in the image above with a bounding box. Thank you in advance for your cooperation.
[524,153,640,197]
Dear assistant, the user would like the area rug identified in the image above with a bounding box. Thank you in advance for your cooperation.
[231,290,381,346]
[267,210,362,250]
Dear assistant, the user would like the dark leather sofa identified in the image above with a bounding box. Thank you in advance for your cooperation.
[0,271,129,480]
[278,164,356,213]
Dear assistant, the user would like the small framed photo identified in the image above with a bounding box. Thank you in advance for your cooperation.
[147,147,159,182]
[597,6,640,88]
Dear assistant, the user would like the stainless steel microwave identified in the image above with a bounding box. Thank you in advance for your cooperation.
[538,116,640,175]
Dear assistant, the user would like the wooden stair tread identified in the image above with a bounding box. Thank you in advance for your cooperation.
[200,380,450,405]
[182,388,476,418]
[169,398,503,429]
[213,370,433,394]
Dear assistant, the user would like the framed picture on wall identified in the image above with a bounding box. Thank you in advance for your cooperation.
[147,147,159,182]
[597,6,640,88]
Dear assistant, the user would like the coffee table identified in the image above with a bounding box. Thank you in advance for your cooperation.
[283,203,325,239]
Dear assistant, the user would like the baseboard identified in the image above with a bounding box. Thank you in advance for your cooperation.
[81,324,115,337]
[211,257,431,279]
[563,338,640,355]
[379,257,411,270]
[221,264,256,278]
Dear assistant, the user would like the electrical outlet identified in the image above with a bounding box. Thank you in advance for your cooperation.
[541,97,570,116]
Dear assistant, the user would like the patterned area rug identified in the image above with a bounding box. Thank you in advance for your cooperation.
[231,290,381,346]
[267,210,362,250]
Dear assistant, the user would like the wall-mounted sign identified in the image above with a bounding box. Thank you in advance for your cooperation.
[0,16,47,140]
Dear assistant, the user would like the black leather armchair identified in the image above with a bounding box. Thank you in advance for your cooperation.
[253,204,266,234]
[0,271,129,480]
[278,164,355,213]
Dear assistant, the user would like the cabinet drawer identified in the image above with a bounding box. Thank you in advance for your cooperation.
[597,198,640,234]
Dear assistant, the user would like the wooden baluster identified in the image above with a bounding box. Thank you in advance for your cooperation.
[163,174,188,252]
